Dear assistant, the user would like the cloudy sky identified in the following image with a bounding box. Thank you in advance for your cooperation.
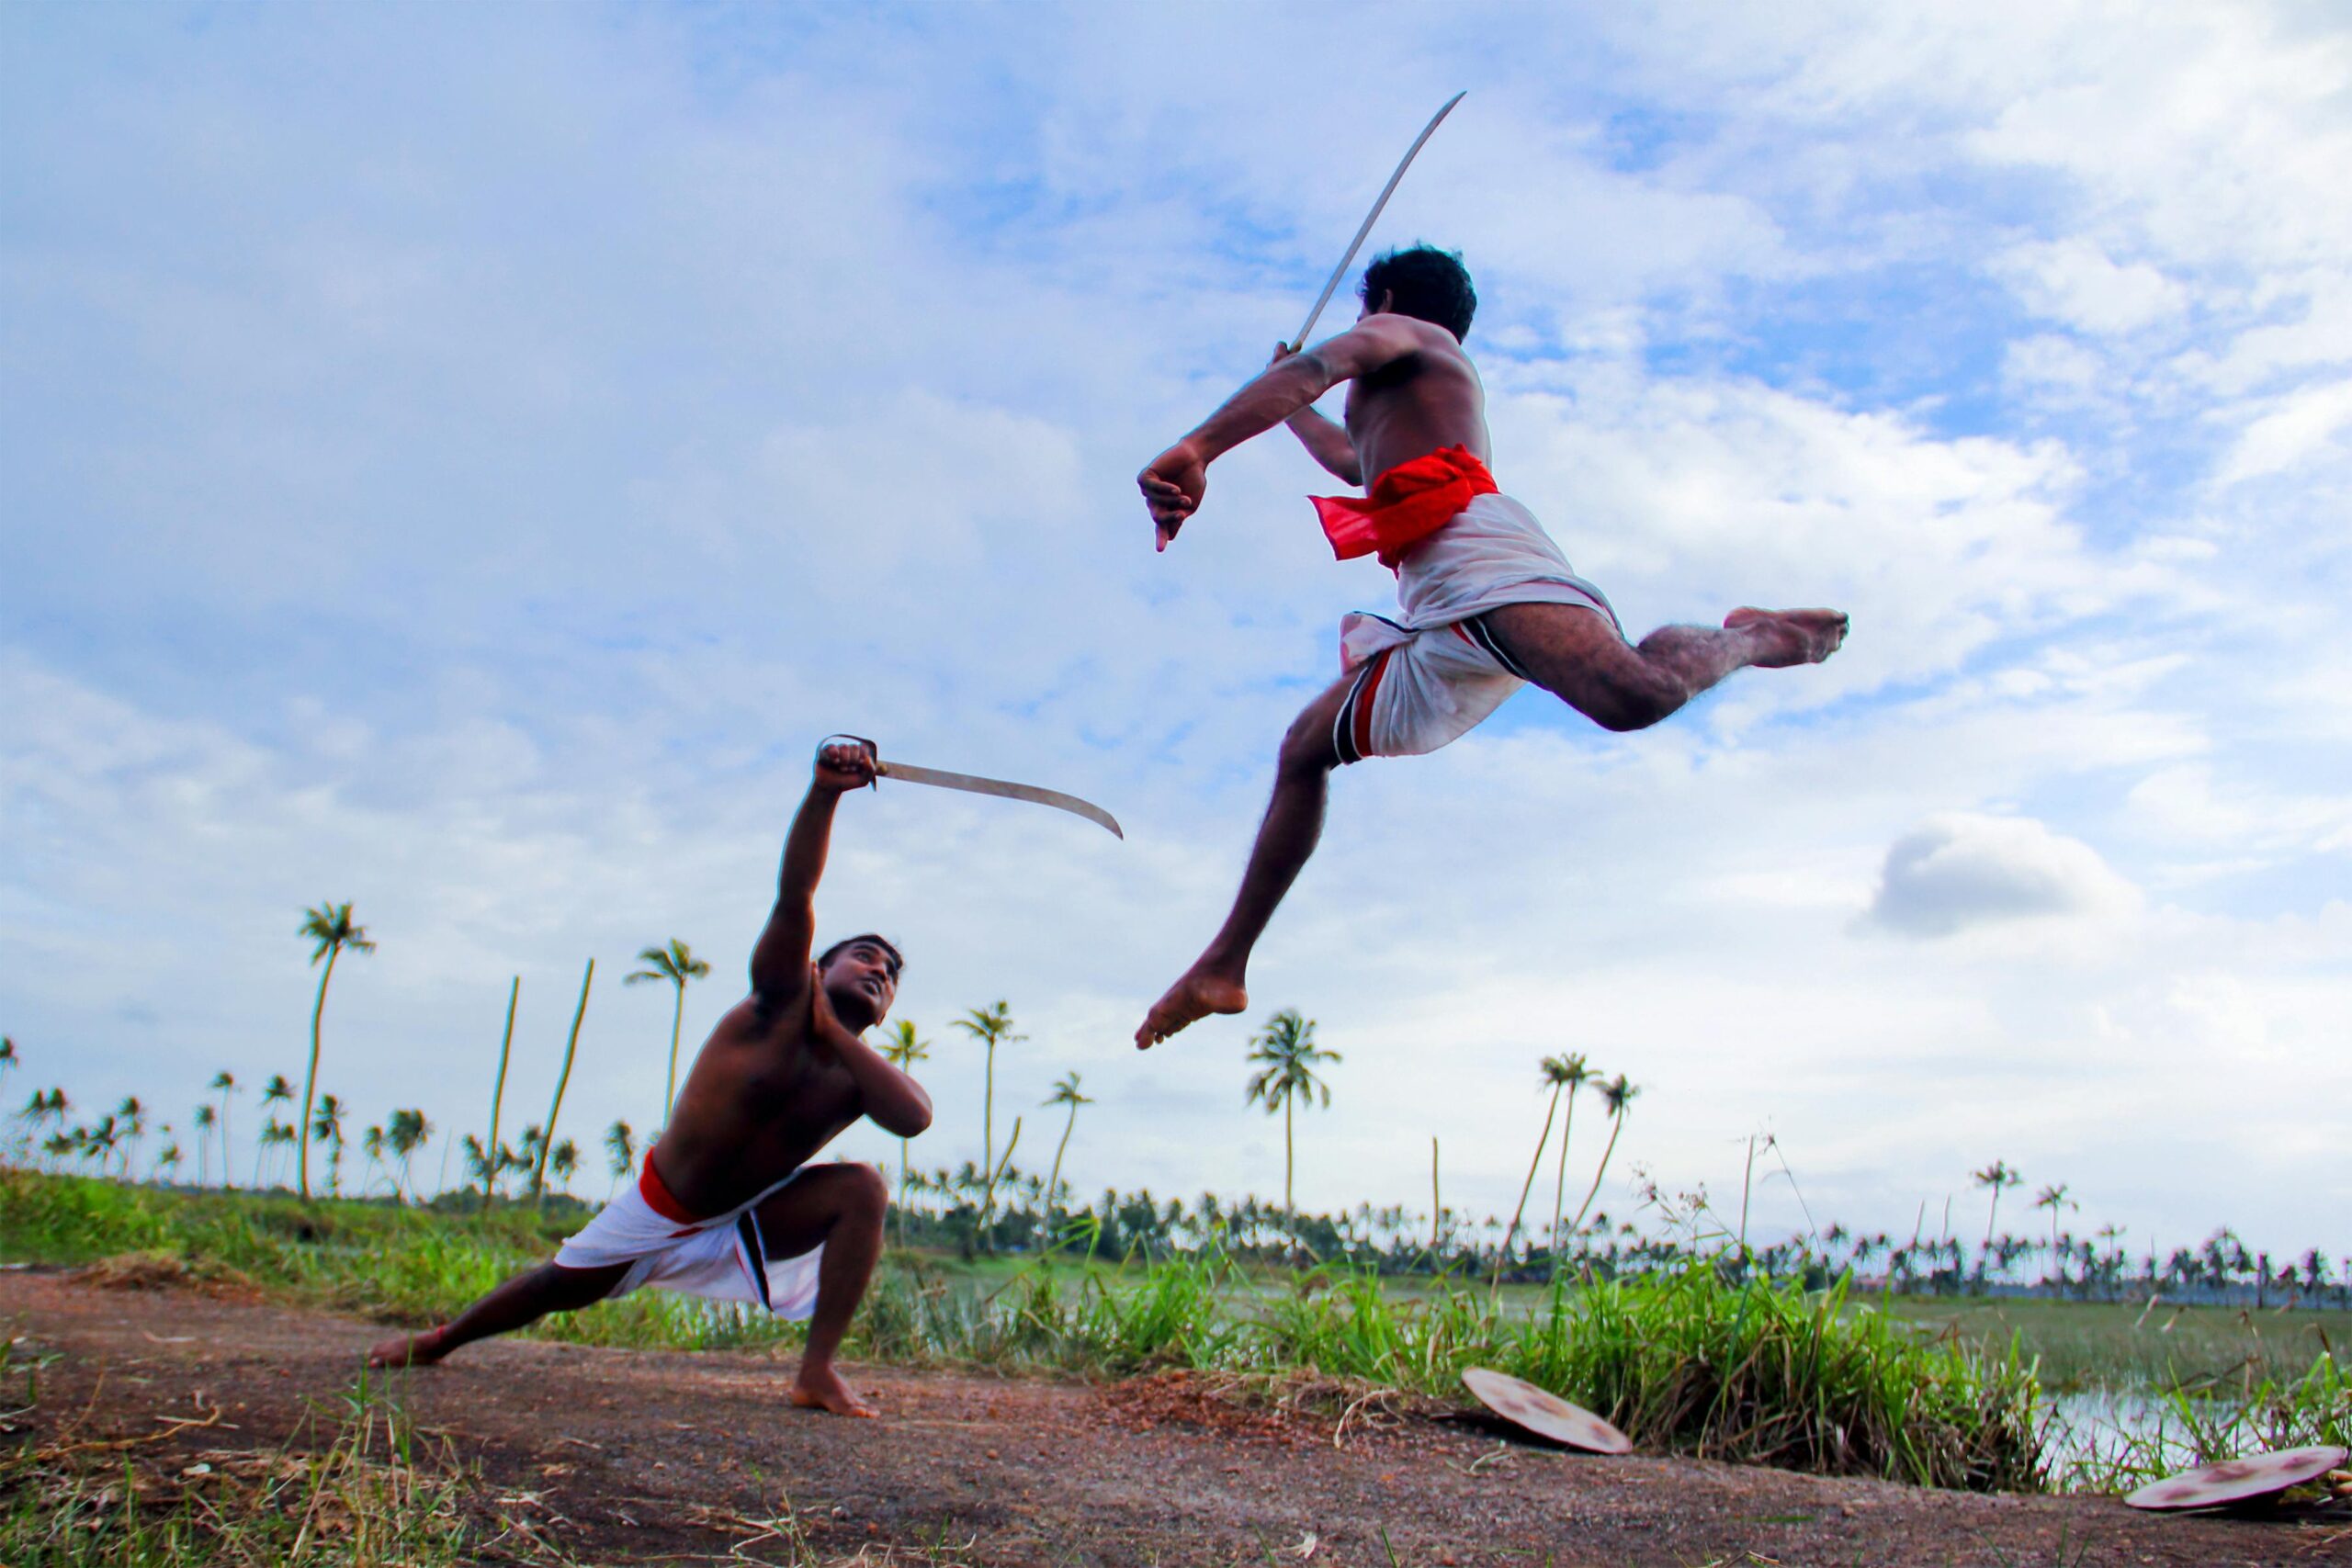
[6,2,2347,1261]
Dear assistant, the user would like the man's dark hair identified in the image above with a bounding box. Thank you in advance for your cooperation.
[1360,244,1476,341]
[818,933,904,978]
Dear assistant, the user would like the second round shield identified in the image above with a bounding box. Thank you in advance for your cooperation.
[2123,1444,2347,1511]
[1461,1367,1633,1455]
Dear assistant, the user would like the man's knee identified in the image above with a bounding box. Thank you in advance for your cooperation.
[1278,700,1344,776]
[1583,680,1679,733]
[835,1162,889,1224]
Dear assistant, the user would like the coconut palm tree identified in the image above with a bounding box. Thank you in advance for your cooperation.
[311,1093,348,1194]
[548,1138,579,1198]
[481,977,520,1207]
[533,959,594,1201]
[0,1037,16,1094]
[386,1109,431,1201]
[1544,1054,1596,1253]
[1042,1072,1092,1235]
[1569,1076,1641,1235]
[1243,1009,1341,1221]
[952,1002,1022,1218]
[604,1120,636,1194]
[1496,1057,1568,1289]
[116,1097,147,1178]
[193,1103,216,1187]
[1973,1159,2022,1252]
[626,941,709,1122]
[209,1072,238,1190]
[2034,1183,2075,1287]
[255,1076,293,1186]
[297,901,375,1200]
[877,1021,930,1237]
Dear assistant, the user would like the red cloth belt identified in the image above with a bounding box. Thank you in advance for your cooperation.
[639,1155,708,1227]
[1311,445,1498,570]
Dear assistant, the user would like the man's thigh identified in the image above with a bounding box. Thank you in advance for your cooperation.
[1481,602,1640,707]
[749,1165,881,1260]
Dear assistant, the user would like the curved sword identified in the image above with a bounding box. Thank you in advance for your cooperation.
[1289,91,1466,352]
[820,735,1123,840]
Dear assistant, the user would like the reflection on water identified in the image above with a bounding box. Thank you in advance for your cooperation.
[2046,1389,2230,1476]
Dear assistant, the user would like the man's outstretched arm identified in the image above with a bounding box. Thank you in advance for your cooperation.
[748,739,876,1008]
[1138,316,1420,548]
[1272,344,1364,485]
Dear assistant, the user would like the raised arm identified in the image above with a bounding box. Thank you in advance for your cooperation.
[1137,316,1420,548]
[748,739,876,1009]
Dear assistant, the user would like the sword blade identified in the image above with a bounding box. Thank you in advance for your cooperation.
[1290,91,1466,351]
[876,760,1125,840]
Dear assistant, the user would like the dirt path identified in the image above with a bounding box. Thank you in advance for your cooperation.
[5,1269,2343,1567]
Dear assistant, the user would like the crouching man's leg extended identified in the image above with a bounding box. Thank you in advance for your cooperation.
[753,1162,889,1418]
[368,1258,631,1369]
[1136,672,1353,1049]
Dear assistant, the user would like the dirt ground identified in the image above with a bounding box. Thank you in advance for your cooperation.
[4,1268,2346,1567]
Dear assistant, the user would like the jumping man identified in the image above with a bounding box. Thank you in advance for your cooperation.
[369,739,930,1417]
[1134,246,1848,1047]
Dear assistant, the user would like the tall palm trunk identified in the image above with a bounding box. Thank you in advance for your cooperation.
[484,977,519,1207]
[298,945,340,1200]
[1548,1090,1582,1253]
[1570,1109,1628,1235]
[218,1088,233,1191]
[1495,1089,1560,1292]
[1283,1096,1295,1217]
[662,981,685,1121]
[1430,1136,1442,1250]
[1046,1104,1078,1229]
[533,959,594,1201]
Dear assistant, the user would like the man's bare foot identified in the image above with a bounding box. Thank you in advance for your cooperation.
[1725,607,1849,667]
[790,1362,877,1418]
[367,1325,453,1369]
[1134,963,1249,1049]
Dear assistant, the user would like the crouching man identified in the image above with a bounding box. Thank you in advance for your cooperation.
[368,739,929,1417]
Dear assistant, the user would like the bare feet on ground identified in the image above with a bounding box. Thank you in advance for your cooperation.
[1134,964,1249,1049]
[1724,607,1849,668]
[367,1326,453,1369]
[790,1363,877,1418]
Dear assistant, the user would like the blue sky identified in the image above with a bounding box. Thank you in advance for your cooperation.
[5,2,2349,1260]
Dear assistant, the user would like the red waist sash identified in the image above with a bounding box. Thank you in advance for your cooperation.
[1311,445,1498,570]
[639,1156,710,1226]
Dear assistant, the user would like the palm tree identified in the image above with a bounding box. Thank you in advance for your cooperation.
[877,1021,931,1235]
[1569,1076,1641,1235]
[360,1123,388,1194]
[1042,1072,1092,1235]
[114,1097,147,1179]
[604,1120,635,1195]
[952,1002,1022,1218]
[255,1077,293,1187]
[1496,1057,1568,1289]
[548,1138,579,1197]
[310,1092,348,1194]
[533,959,594,1201]
[1973,1159,2022,1251]
[0,1037,16,1095]
[1243,1009,1341,1221]
[193,1103,216,1187]
[259,1118,297,1186]
[297,901,375,1200]
[1544,1054,1596,1253]
[209,1072,238,1190]
[2035,1183,2075,1287]
[385,1109,431,1201]
[626,941,709,1122]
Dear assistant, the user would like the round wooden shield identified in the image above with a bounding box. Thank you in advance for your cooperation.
[1460,1368,1633,1455]
[2123,1444,2347,1511]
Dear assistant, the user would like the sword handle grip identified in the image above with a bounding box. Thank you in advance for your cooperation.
[815,733,881,788]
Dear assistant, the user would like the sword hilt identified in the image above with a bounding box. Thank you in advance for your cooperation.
[815,733,881,789]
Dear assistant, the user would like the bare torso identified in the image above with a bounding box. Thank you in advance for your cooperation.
[1340,313,1491,481]
[650,989,864,1216]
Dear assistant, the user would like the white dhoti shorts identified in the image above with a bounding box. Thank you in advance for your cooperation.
[1331,491,1621,763]
[553,1160,824,1320]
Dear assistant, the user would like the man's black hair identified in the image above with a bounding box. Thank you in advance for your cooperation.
[818,933,904,978]
[1359,244,1476,342]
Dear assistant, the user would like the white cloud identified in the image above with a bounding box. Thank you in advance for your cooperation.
[1994,239,2187,337]
[1863,813,2140,938]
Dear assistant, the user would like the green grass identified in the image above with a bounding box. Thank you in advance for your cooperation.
[1883,1293,2352,1393]
[3,1170,2256,1496]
